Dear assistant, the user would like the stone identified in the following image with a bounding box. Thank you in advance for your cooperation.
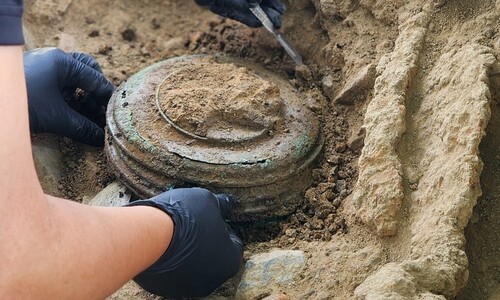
[107,281,157,300]
[295,64,313,82]
[32,136,64,197]
[321,75,335,100]
[334,63,376,105]
[335,180,347,193]
[162,37,185,53]
[235,250,306,300]
[262,293,290,300]
[200,296,231,300]
[57,32,77,51]
[84,181,131,207]
[348,127,366,151]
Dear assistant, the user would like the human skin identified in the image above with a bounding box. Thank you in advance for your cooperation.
[0,46,174,299]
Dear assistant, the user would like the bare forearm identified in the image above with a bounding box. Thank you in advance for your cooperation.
[0,46,44,206]
[1,195,173,299]
[0,46,173,299]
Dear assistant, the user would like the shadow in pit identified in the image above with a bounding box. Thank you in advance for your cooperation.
[457,74,500,300]
[232,216,287,244]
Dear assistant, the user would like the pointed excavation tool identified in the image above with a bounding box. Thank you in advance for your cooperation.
[249,3,303,65]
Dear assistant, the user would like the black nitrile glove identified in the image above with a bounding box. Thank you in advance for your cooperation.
[127,188,243,299]
[24,48,114,147]
[195,0,285,28]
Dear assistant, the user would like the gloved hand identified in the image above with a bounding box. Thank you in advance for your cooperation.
[195,0,285,28]
[126,188,243,298]
[24,48,114,147]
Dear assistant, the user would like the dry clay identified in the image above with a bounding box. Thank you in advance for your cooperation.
[276,0,500,299]
[351,3,497,299]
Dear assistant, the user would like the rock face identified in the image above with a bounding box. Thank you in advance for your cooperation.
[235,250,306,300]
[32,136,65,197]
[351,2,497,299]
[352,8,430,237]
[84,181,130,207]
[335,63,377,105]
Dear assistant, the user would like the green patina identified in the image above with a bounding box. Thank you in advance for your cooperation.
[106,55,323,219]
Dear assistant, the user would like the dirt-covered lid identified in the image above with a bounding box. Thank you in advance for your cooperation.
[157,57,284,143]
[105,55,323,219]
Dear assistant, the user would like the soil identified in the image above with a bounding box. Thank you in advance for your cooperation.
[158,56,284,137]
[24,0,500,299]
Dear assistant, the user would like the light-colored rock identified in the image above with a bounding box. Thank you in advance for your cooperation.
[353,6,495,300]
[201,296,232,300]
[107,281,159,300]
[57,32,77,51]
[352,9,430,237]
[235,250,306,300]
[84,181,130,207]
[355,263,418,300]
[335,63,377,105]
[321,75,335,100]
[262,293,290,300]
[24,0,74,47]
[162,37,186,53]
[32,136,65,197]
[23,25,36,50]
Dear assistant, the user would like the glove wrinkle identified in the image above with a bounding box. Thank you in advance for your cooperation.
[126,188,243,299]
[195,0,285,28]
[24,48,113,147]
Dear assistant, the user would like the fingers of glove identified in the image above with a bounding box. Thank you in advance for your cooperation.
[215,7,262,27]
[248,0,260,7]
[69,52,104,73]
[53,105,105,147]
[195,0,212,6]
[62,86,77,101]
[261,5,283,28]
[82,92,102,113]
[68,52,108,108]
[60,55,114,105]
[261,0,285,14]
[216,0,249,10]
[226,224,244,251]
[214,194,235,220]
[214,4,283,28]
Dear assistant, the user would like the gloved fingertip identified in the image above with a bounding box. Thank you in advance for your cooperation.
[69,52,103,73]
[87,129,106,147]
[76,125,105,147]
[227,225,244,251]
[248,0,261,8]
[61,109,106,147]
[228,10,262,28]
[226,0,250,10]
[89,85,114,108]
[62,86,78,101]
[215,193,235,219]
[82,92,100,112]
[262,7,283,28]
[265,0,286,14]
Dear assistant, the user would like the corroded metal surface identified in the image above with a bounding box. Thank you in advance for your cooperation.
[105,55,323,219]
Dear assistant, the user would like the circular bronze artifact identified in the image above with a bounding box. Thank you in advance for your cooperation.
[105,55,323,220]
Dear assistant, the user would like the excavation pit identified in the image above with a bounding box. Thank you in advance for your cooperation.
[105,55,323,220]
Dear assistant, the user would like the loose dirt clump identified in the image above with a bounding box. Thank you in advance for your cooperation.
[59,138,115,201]
[25,0,500,299]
